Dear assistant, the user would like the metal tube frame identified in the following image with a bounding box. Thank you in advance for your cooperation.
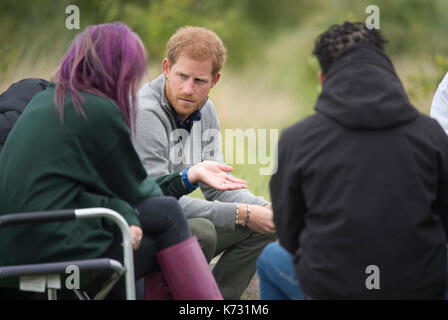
[48,288,57,300]
[74,208,136,300]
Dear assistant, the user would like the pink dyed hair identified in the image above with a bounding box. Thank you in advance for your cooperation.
[52,22,147,129]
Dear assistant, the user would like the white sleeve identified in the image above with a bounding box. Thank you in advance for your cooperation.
[430,71,448,135]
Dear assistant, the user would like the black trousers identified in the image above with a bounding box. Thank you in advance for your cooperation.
[104,196,191,278]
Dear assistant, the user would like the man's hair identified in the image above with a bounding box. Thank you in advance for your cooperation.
[313,21,388,74]
[166,26,227,76]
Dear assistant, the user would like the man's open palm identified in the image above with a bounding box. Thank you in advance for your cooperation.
[189,161,247,191]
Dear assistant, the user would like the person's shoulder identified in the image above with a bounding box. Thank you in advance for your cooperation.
[277,114,329,154]
[82,92,121,117]
[414,112,448,140]
[137,75,165,111]
[75,92,131,136]
[281,113,323,138]
[410,111,442,130]
[197,99,220,129]
[137,82,160,107]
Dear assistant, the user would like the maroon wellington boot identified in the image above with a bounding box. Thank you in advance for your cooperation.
[144,271,173,300]
[156,236,223,300]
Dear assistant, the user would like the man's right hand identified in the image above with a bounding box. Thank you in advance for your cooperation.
[237,203,275,234]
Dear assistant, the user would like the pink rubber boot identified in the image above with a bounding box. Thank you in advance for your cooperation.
[143,271,173,300]
[156,236,223,300]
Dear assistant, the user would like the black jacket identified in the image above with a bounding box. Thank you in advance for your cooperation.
[271,45,448,299]
[0,78,48,153]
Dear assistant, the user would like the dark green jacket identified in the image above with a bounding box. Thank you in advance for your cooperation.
[0,83,188,265]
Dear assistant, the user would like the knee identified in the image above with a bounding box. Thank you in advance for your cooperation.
[157,196,185,222]
[263,232,278,244]
[257,242,281,275]
[249,230,278,251]
[137,196,185,221]
[188,218,217,262]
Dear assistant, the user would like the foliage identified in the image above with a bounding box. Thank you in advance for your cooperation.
[0,0,310,73]
[1,0,447,114]
[1,0,447,72]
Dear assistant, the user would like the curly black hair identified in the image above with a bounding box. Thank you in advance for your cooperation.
[313,21,388,74]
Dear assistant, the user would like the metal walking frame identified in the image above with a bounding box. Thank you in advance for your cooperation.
[0,207,136,300]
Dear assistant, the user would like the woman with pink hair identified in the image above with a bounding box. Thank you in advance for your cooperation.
[0,22,245,299]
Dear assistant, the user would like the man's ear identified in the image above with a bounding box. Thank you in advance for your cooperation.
[317,70,326,85]
[162,59,170,77]
[210,72,221,89]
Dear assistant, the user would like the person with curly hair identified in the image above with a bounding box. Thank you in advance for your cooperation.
[257,21,448,299]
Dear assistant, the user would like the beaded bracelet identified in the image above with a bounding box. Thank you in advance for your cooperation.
[235,204,239,225]
[242,204,250,227]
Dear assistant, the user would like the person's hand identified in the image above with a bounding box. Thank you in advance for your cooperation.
[263,202,273,211]
[237,204,276,234]
[129,225,143,250]
[187,161,247,191]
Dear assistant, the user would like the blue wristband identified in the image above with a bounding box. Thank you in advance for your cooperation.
[181,168,199,192]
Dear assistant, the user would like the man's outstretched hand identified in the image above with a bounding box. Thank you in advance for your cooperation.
[187,160,247,191]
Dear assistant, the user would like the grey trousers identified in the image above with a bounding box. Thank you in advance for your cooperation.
[188,218,277,300]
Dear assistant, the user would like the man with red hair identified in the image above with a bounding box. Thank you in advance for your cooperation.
[134,26,276,299]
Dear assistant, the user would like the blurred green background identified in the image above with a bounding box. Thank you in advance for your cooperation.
[1,0,448,201]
